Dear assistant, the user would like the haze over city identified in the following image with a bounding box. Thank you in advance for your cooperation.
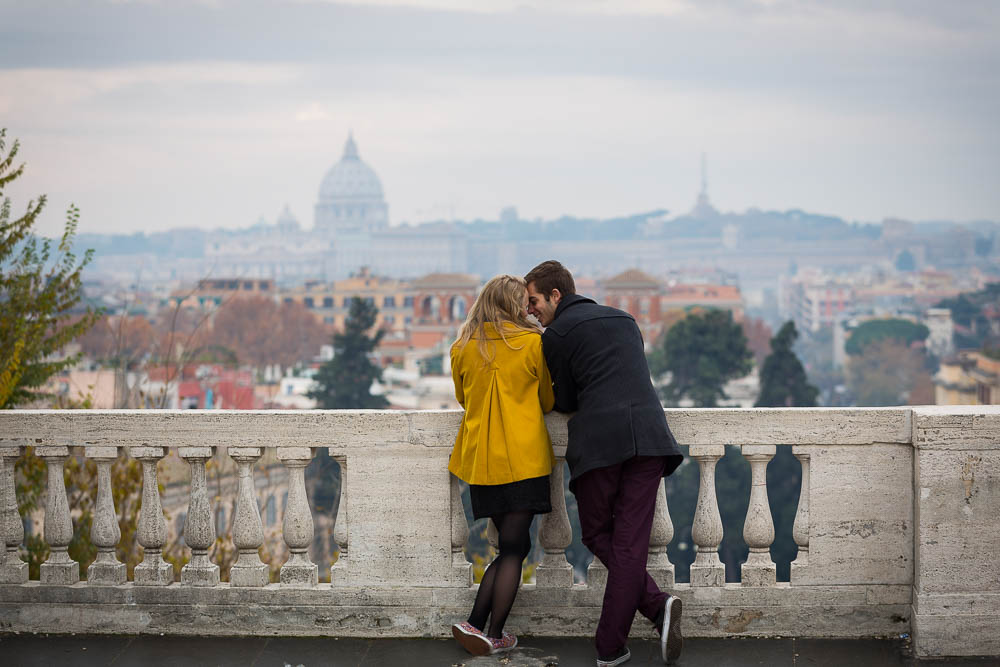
[2,0,998,237]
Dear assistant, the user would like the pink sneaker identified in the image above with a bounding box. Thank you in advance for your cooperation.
[486,630,518,654]
[452,622,491,656]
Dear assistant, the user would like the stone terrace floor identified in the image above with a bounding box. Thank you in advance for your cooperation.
[1,635,996,666]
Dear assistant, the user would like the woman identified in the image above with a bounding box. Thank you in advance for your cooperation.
[449,274,555,656]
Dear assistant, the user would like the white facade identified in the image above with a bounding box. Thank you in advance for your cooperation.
[924,307,955,359]
[314,134,389,236]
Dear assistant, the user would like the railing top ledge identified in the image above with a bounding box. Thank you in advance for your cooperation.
[911,405,1000,451]
[1,406,985,450]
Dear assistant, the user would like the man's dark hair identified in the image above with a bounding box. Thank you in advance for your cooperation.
[524,260,576,298]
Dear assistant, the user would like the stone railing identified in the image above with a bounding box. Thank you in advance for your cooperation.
[0,407,997,658]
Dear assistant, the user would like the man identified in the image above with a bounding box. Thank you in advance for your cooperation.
[524,260,685,667]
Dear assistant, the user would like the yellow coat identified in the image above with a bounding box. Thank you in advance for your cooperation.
[448,323,555,485]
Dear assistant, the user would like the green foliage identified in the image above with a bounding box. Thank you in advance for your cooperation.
[765,446,802,581]
[755,321,818,407]
[847,339,928,406]
[660,445,803,583]
[309,296,388,409]
[716,446,750,582]
[15,446,145,580]
[894,249,916,272]
[935,284,1000,349]
[981,346,1000,361]
[0,128,100,407]
[657,310,754,407]
[418,354,444,376]
[844,318,929,357]
[937,293,980,329]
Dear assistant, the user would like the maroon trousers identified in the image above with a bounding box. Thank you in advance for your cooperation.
[575,455,670,657]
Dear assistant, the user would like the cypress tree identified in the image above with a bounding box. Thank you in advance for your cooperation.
[755,321,818,408]
[308,296,388,409]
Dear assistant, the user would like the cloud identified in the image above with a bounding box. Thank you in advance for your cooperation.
[0,0,997,234]
[294,103,334,123]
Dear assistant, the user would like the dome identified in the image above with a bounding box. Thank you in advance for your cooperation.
[276,205,300,231]
[318,134,384,202]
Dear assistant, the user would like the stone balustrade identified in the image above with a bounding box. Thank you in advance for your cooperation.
[0,407,997,658]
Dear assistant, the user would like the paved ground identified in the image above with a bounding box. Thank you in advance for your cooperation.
[0,634,995,666]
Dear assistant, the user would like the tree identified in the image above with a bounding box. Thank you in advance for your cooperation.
[847,339,927,406]
[895,249,916,272]
[308,296,388,409]
[741,316,774,368]
[755,321,818,408]
[658,309,753,407]
[16,445,144,580]
[208,296,328,370]
[844,318,929,357]
[0,129,100,407]
[78,315,156,363]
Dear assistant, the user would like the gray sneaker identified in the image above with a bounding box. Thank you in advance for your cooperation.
[660,595,683,664]
[596,646,631,667]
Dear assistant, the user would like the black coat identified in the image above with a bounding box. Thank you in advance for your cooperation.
[541,294,683,487]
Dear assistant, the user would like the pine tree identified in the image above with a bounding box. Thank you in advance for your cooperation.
[754,321,818,407]
[308,296,388,409]
[659,309,754,407]
[1,128,100,407]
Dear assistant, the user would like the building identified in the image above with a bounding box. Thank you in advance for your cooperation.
[924,308,956,359]
[168,278,276,310]
[934,351,999,405]
[601,269,664,343]
[281,267,413,333]
[780,272,854,334]
[688,154,720,220]
[203,208,330,281]
[409,273,479,350]
[315,133,389,236]
[599,268,745,344]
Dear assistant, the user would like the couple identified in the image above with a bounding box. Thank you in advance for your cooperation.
[448,260,685,666]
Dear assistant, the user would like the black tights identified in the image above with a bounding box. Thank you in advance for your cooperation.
[468,510,533,638]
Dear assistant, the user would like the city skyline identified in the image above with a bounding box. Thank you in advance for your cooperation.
[2,0,998,238]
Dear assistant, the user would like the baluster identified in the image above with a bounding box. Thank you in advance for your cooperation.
[790,449,810,583]
[229,447,268,587]
[0,446,27,583]
[647,477,675,588]
[278,447,317,587]
[179,446,219,586]
[536,459,573,587]
[332,455,349,576]
[85,446,125,585]
[449,473,471,586]
[486,516,498,550]
[741,445,776,586]
[689,445,725,587]
[587,556,609,590]
[132,446,173,585]
[37,445,78,584]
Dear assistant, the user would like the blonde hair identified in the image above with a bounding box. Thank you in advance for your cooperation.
[453,274,542,365]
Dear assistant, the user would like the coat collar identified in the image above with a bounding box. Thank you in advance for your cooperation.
[551,293,596,323]
[476,321,537,340]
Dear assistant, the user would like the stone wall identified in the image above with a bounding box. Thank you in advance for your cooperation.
[0,408,997,657]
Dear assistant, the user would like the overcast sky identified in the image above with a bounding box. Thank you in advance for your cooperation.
[2,0,998,237]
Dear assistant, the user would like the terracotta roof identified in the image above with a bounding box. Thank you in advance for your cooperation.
[603,269,660,289]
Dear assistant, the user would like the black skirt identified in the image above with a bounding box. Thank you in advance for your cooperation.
[469,474,552,520]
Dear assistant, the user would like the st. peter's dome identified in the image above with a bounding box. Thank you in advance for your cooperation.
[317,134,384,202]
